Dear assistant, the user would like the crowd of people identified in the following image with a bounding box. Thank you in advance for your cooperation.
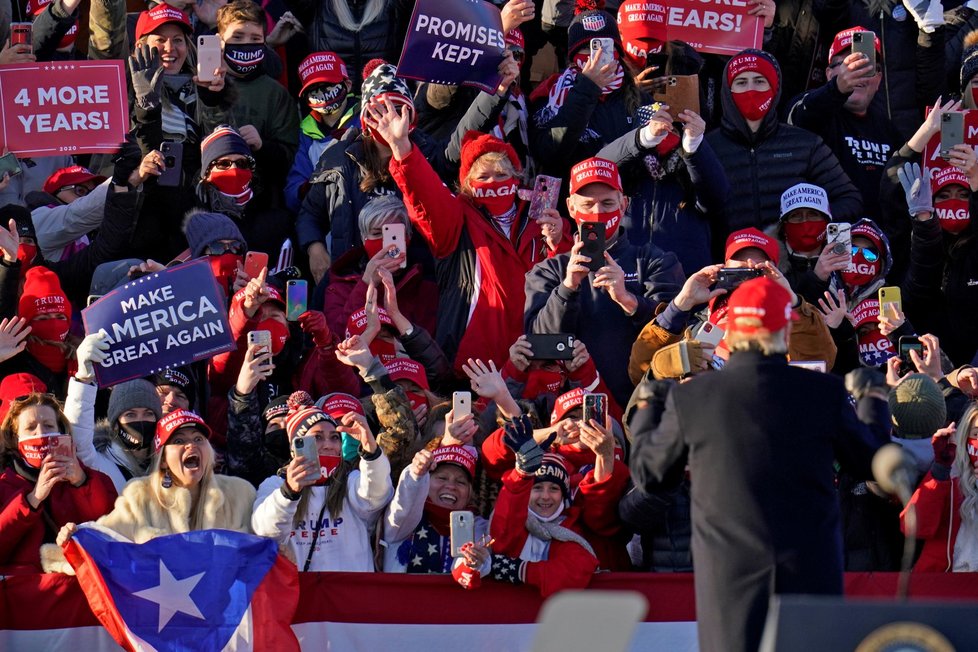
[1,0,978,629]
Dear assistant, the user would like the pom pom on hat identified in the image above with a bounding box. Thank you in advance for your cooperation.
[575,0,604,13]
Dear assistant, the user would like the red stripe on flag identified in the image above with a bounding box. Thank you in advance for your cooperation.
[251,554,301,650]
[63,539,138,652]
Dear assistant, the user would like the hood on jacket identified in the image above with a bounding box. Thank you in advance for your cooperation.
[832,217,893,306]
[25,191,62,212]
[720,49,782,145]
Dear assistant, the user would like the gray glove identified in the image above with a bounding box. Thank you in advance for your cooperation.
[897,162,933,218]
[129,44,165,111]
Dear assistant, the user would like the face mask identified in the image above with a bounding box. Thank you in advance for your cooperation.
[571,208,623,240]
[857,326,896,368]
[369,338,397,364]
[263,426,290,461]
[316,454,342,485]
[17,243,37,268]
[655,131,681,157]
[362,237,384,260]
[405,390,427,411]
[224,43,265,78]
[208,167,253,205]
[117,420,157,451]
[17,434,58,469]
[308,84,348,115]
[27,318,70,373]
[972,86,978,110]
[732,88,775,121]
[935,198,970,234]
[967,437,978,467]
[523,369,564,398]
[256,318,290,355]
[783,220,827,253]
[469,179,519,216]
[841,250,881,289]
[209,253,242,293]
[30,317,69,342]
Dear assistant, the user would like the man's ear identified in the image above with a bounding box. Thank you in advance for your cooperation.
[619,193,629,214]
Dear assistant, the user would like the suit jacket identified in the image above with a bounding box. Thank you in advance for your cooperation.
[628,350,890,652]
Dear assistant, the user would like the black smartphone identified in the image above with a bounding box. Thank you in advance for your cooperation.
[898,336,924,374]
[579,221,606,272]
[0,152,22,179]
[714,267,763,292]
[941,112,964,160]
[158,141,183,187]
[526,333,575,360]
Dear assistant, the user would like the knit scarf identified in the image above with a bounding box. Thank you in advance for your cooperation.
[531,62,623,130]
[160,76,196,142]
[198,182,247,220]
[525,511,595,558]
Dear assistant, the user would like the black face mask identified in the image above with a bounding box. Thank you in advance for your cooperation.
[224,43,265,79]
[263,427,290,462]
[117,420,158,450]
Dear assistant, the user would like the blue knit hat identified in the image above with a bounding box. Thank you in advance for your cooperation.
[182,210,245,257]
[200,125,252,173]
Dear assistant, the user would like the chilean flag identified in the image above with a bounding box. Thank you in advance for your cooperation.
[62,525,299,651]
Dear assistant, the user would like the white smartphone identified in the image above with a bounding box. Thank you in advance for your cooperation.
[247,329,272,355]
[381,223,407,269]
[196,35,222,83]
[826,223,852,266]
[450,510,475,558]
[590,38,615,69]
[452,391,472,419]
[693,321,724,349]
[789,360,827,372]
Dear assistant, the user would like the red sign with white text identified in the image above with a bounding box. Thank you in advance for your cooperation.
[618,0,763,57]
[0,60,127,157]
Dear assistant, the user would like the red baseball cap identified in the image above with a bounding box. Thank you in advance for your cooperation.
[154,409,211,452]
[43,165,106,195]
[385,358,430,390]
[432,445,478,479]
[318,392,365,420]
[931,165,970,194]
[569,158,622,195]
[724,228,780,265]
[298,52,349,96]
[551,387,586,423]
[828,27,880,63]
[345,307,394,338]
[135,5,193,43]
[851,221,884,252]
[0,373,46,422]
[726,276,795,335]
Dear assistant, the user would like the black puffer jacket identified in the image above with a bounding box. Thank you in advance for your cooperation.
[705,49,863,236]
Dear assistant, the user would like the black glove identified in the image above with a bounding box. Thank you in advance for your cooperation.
[111,137,143,187]
[491,554,525,584]
[129,44,165,111]
[502,414,551,475]
[844,368,887,401]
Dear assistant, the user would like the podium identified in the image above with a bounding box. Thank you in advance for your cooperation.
[760,595,978,651]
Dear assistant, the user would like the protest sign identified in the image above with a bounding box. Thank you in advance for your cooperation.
[397,0,505,93]
[81,259,235,388]
[921,110,978,166]
[618,0,763,58]
[0,60,127,157]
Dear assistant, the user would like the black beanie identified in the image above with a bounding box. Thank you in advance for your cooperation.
[567,3,621,56]
[0,203,35,241]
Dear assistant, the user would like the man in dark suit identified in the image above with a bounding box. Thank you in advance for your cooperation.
[628,275,890,652]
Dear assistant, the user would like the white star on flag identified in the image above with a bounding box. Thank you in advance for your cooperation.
[427,544,438,555]
[416,527,428,539]
[132,559,206,632]
[411,555,423,566]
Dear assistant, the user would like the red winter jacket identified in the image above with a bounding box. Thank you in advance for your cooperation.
[389,146,571,375]
[481,427,624,483]
[902,470,963,572]
[0,464,117,574]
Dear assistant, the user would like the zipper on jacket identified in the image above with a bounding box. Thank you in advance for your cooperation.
[750,147,760,224]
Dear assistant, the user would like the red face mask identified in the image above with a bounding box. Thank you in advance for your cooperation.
[208,167,253,205]
[935,199,971,234]
[256,317,289,355]
[783,220,827,253]
[841,251,880,289]
[655,131,681,157]
[369,338,397,365]
[733,89,775,121]
[967,437,978,467]
[27,317,70,373]
[572,208,622,240]
[17,243,37,268]
[972,87,978,111]
[363,237,384,260]
[315,454,342,485]
[209,253,242,294]
[857,326,896,368]
[17,435,57,469]
[469,179,519,216]
[405,390,427,411]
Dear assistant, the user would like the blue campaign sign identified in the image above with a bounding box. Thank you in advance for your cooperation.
[397,0,506,93]
[81,259,234,387]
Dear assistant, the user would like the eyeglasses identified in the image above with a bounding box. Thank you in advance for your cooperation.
[204,241,245,256]
[211,157,255,171]
[58,184,91,197]
[852,246,879,262]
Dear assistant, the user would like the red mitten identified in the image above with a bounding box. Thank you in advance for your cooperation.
[932,430,957,467]
[298,310,331,347]
[452,563,482,590]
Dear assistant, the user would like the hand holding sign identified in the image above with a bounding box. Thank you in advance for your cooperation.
[746,0,776,28]
[501,0,535,32]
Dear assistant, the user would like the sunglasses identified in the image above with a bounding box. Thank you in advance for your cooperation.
[211,157,255,171]
[204,241,245,256]
[58,184,92,197]
[852,246,879,262]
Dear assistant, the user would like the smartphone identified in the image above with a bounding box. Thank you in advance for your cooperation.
[452,391,472,420]
[286,280,308,321]
[693,321,725,348]
[582,393,608,427]
[450,510,475,558]
[86,294,104,307]
[590,37,615,69]
[381,223,407,269]
[579,221,606,272]
[851,31,876,77]
[526,333,575,360]
[899,336,924,373]
[52,434,73,458]
[291,434,318,464]
[650,74,701,117]
[528,175,561,221]
[878,286,902,315]
[714,267,763,292]
[244,251,268,279]
[789,360,827,372]
[10,22,31,47]
[941,112,965,160]
[0,152,22,178]
[196,35,223,83]
[825,223,852,265]
[247,329,272,354]
[157,141,183,187]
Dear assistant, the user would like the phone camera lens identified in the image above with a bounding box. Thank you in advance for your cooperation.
[164,156,175,167]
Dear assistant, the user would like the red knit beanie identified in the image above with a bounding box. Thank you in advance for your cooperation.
[285,390,335,440]
[726,50,779,96]
[458,131,522,184]
[18,266,70,322]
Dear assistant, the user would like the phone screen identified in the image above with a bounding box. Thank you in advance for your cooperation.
[286,280,308,321]
[899,338,923,371]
